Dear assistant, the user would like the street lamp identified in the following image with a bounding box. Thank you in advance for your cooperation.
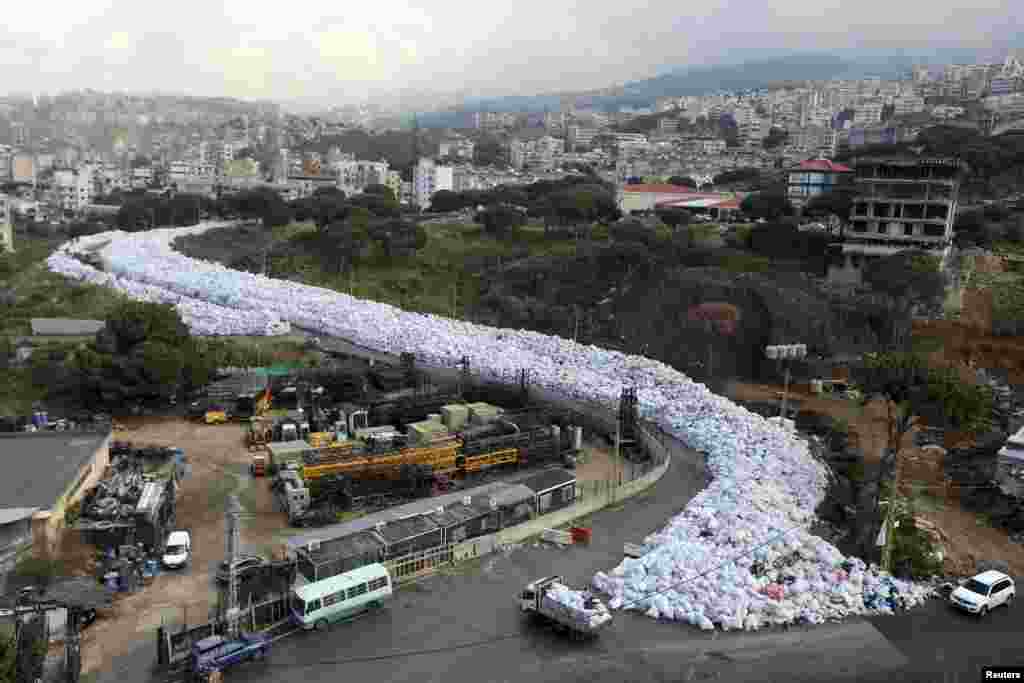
[765,344,807,423]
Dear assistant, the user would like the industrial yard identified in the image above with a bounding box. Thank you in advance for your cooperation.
[72,388,623,676]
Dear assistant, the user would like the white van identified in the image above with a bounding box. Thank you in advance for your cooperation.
[162,530,191,569]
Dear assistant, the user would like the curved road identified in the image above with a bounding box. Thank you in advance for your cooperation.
[92,337,1023,683]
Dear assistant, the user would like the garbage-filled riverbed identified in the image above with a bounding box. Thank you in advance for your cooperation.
[47,223,934,630]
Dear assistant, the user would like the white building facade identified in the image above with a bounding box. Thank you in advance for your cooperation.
[412,158,453,209]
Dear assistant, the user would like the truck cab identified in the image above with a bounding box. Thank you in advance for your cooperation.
[520,575,561,612]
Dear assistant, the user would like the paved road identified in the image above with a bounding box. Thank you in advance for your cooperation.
[94,433,1024,683]
[90,331,1024,683]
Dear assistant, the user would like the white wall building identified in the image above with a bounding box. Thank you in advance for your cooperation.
[412,158,453,209]
[54,165,96,214]
[332,159,390,195]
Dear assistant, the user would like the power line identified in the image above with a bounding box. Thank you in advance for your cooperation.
[263,519,814,672]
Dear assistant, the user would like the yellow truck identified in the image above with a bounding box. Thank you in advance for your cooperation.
[205,408,229,425]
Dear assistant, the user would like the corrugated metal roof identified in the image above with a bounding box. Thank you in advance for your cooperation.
[0,507,40,526]
[0,431,110,509]
[519,468,576,496]
[304,530,385,563]
[288,481,512,553]
[30,319,105,336]
[377,516,439,545]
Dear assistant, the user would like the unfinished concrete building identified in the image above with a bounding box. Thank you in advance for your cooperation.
[829,155,966,284]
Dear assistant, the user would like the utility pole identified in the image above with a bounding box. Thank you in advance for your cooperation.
[765,344,807,424]
[573,306,580,343]
[225,494,242,639]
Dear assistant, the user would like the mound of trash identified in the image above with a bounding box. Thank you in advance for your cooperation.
[45,223,934,629]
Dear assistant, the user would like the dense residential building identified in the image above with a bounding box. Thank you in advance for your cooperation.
[830,155,965,284]
[10,153,35,184]
[286,174,338,199]
[566,126,599,151]
[892,95,926,116]
[853,102,884,125]
[333,159,389,195]
[412,157,453,209]
[508,135,565,171]
[786,158,854,209]
[54,164,96,214]
[0,194,13,253]
[439,138,475,161]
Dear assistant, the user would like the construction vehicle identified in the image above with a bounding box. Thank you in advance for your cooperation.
[205,406,229,425]
[519,576,613,639]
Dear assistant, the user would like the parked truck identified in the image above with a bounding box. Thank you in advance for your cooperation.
[189,632,270,680]
[518,576,613,639]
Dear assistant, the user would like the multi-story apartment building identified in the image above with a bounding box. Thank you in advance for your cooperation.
[786,158,853,209]
[439,138,475,161]
[412,158,453,209]
[567,126,600,151]
[853,102,884,125]
[892,95,926,116]
[0,194,13,253]
[829,155,965,284]
[508,136,565,171]
[333,159,390,195]
[657,117,680,133]
[54,164,96,215]
[788,126,831,153]
[9,154,35,185]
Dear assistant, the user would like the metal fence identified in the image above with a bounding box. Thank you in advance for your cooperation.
[156,594,289,667]
[385,544,456,584]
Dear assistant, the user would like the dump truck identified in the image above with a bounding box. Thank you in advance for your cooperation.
[519,575,613,639]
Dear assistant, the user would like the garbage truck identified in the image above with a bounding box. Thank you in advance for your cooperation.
[518,575,613,639]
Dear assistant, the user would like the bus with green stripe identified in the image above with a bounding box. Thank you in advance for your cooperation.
[291,563,393,631]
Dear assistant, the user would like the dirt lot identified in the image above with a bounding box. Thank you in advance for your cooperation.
[76,418,293,675]
[72,419,618,674]
[726,381,1024,578]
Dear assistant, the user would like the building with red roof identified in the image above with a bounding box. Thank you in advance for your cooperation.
[786,158,854,209]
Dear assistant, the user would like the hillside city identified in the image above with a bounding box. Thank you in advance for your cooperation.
[3,44,1024,683]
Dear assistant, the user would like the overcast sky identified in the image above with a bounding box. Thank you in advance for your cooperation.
[1,0,1021,106]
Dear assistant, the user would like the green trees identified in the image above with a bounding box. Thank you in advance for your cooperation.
[853,351,993,569]
[667,176,697,188]
[862,250,945,348]
[740,191,794,220]
[65,301,216,409]
[477,205,526,238]
[363,183,395,200]
[227,188,293,229]
[656,207,692,231]
[429,190,469,213]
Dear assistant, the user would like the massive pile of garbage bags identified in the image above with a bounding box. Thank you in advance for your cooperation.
[545,583,614,630]
[46,223,934,629]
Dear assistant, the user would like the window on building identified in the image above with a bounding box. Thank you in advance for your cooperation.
[903,223,913,236]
